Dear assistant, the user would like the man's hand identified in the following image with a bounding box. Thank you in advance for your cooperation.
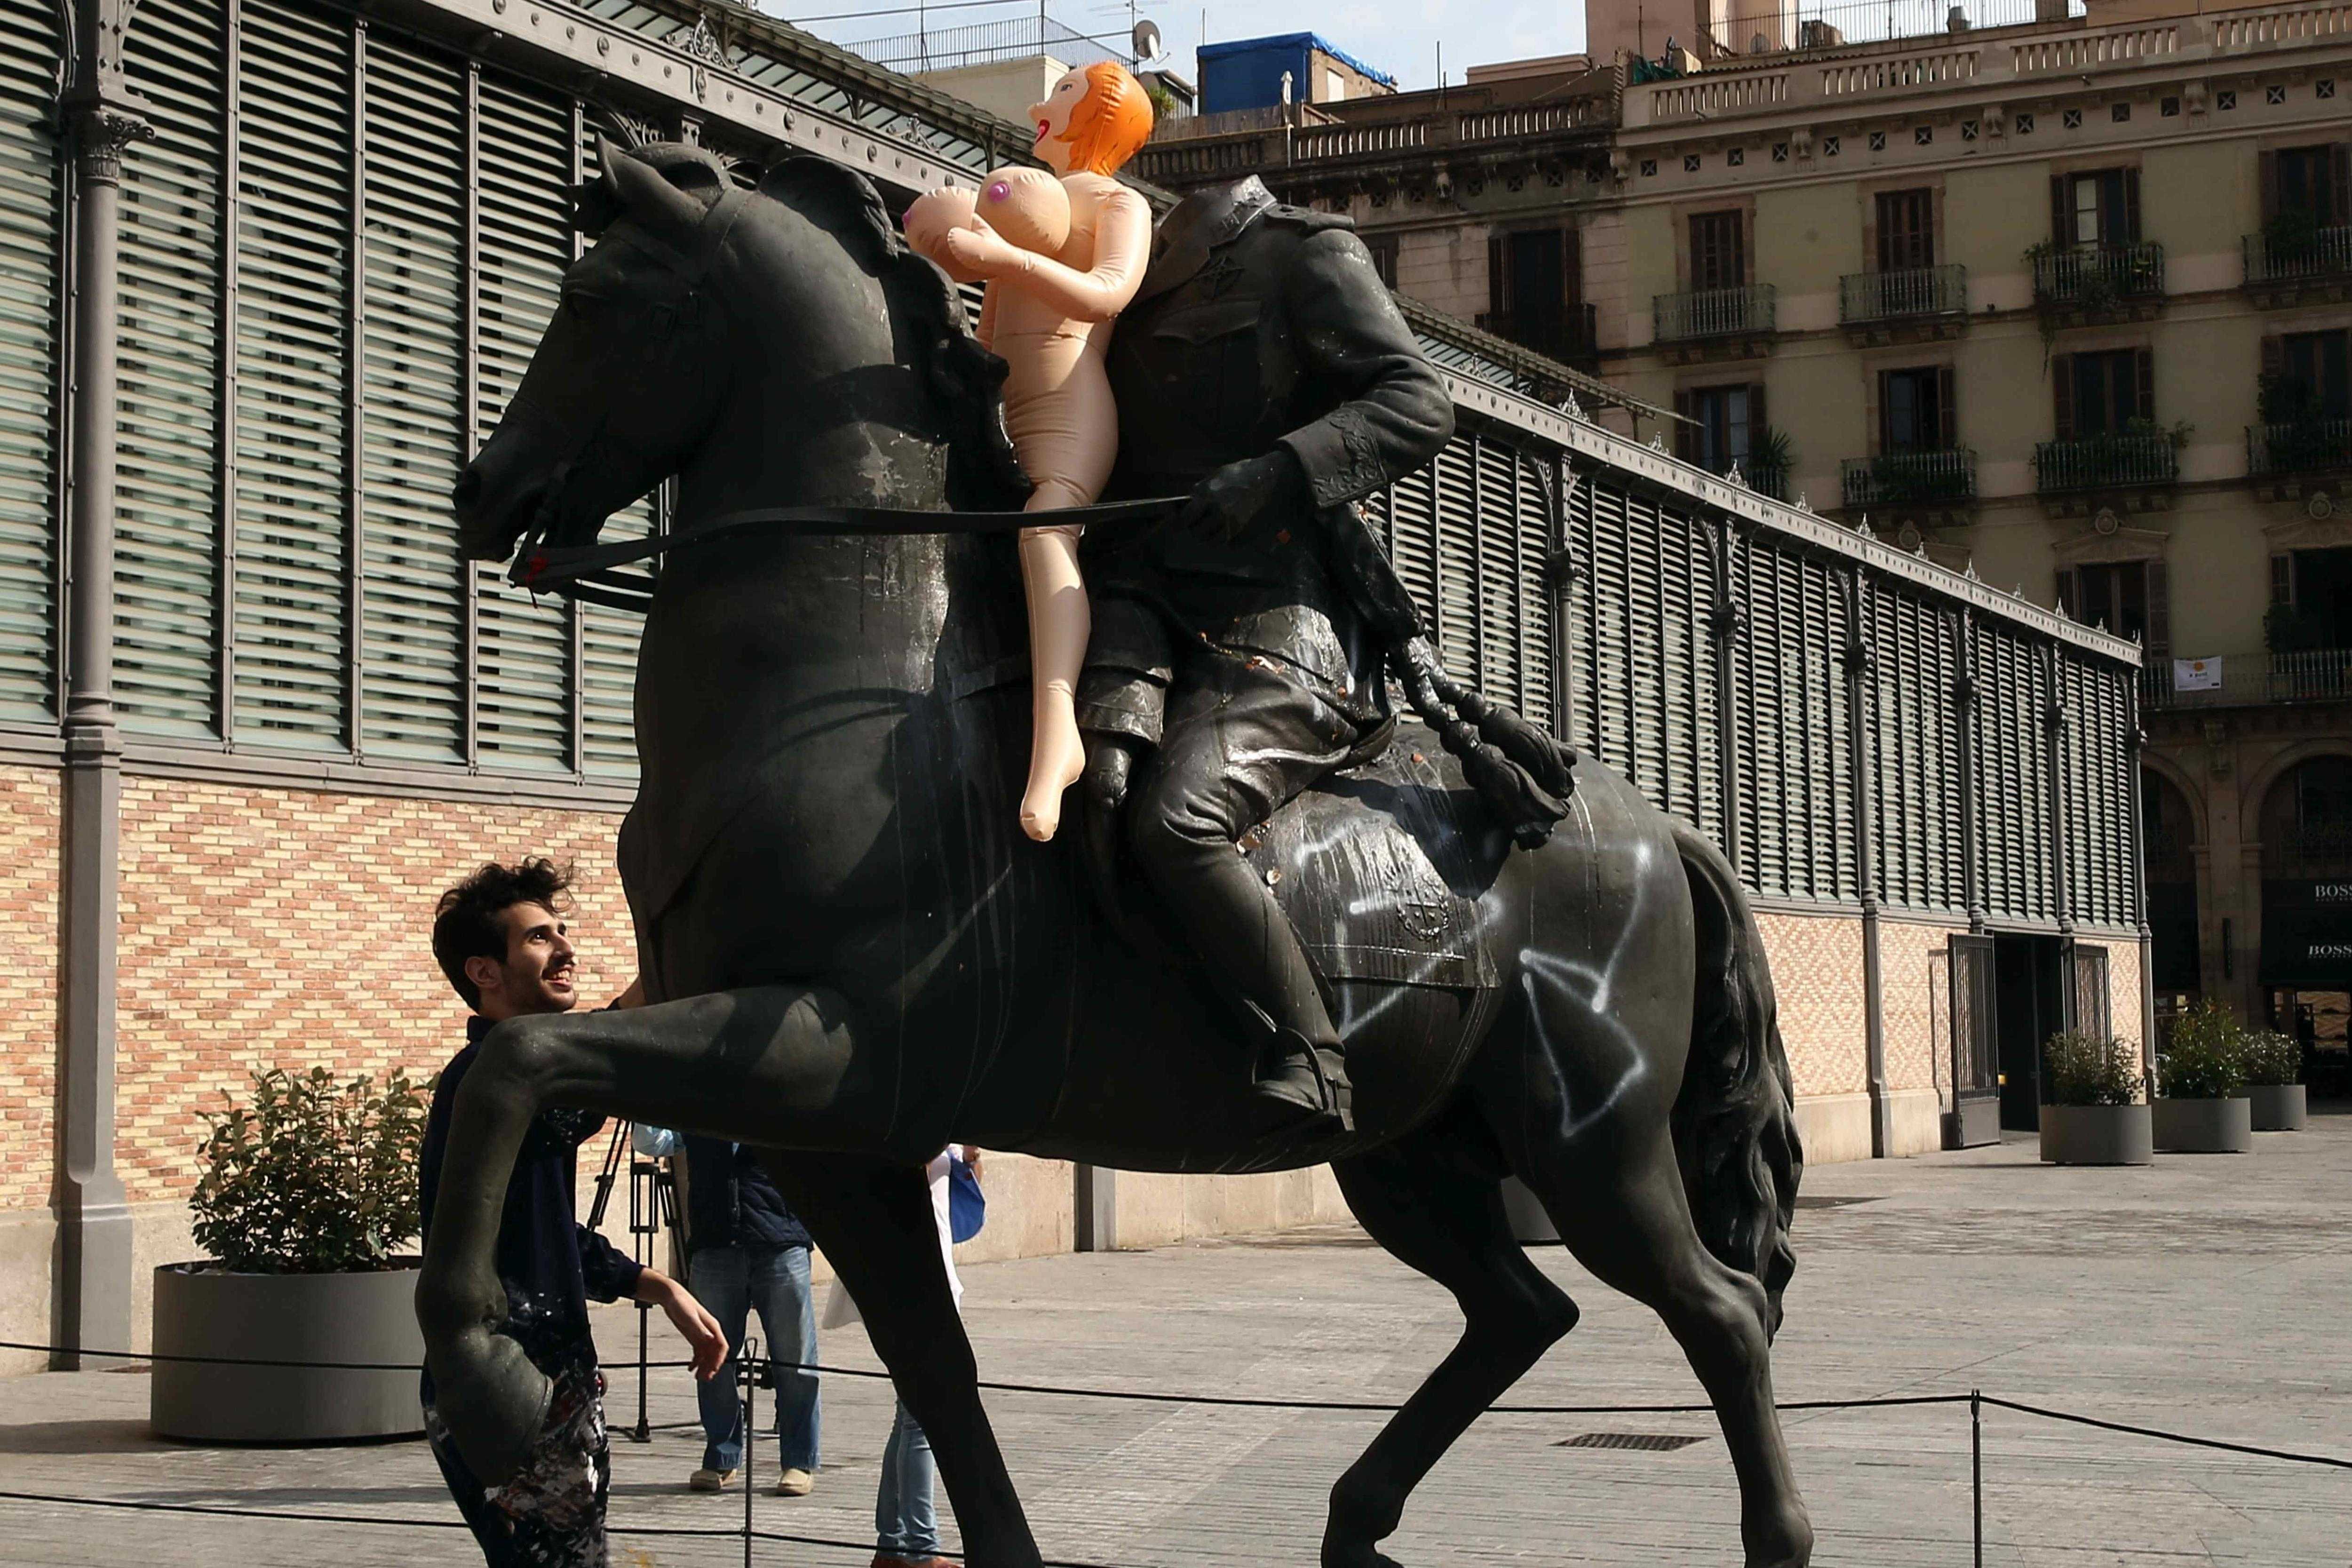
[1172,451,1305,543]
[639,1270,728,1381]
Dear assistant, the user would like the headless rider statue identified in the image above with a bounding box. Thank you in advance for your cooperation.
[1082,176,1455,1139]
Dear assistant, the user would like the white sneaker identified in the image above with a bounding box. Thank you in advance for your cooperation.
[775,1466,814,1496]
[689,1467,736,1492]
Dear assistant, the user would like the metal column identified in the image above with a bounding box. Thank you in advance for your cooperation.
[53,0,153,1369]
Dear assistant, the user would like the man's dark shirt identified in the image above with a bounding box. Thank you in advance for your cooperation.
[418,1015,643,1405]
[679,1134,810,1253]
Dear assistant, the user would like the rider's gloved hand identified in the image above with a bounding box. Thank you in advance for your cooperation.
[1172,449,1306,543]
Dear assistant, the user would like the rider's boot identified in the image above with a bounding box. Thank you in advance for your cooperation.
[1240,997,1353,1138]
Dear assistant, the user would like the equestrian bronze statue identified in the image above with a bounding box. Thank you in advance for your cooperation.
[419,141,1814,1568]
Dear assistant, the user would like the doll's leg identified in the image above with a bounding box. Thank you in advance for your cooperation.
[1017,501,1091,842]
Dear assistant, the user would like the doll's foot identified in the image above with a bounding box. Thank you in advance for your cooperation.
[1020,718,1089,842]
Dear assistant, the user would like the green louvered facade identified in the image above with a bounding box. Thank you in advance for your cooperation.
[0,0,2143,938]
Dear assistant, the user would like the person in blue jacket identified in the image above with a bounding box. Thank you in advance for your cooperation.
[420,858,725,1568]
[634,1124,823,1495]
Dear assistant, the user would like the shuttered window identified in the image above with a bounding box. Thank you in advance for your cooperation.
[358,33,467,763]
[1975,626,2056,922]
[1473,438,1521,709]
[1430,441,1477,675]
[1872,586,1963,914]
[0,0,63,720]
[117,0,227,737]
[230,0,351,749]
[1575,474,1635,779]
[475,74,576,773]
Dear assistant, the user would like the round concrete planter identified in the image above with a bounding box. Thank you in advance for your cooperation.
[151,1261,424,1442]
[2037,1103,2153,1166]
[2150,1097,2254,1154]
[1500,1176,1560,1243]
[2247,1083,2308,1132]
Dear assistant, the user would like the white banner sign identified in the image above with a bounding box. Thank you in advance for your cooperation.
[2174,657,2222,691]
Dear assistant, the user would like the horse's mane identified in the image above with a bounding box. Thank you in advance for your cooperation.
[756,155,1031,511]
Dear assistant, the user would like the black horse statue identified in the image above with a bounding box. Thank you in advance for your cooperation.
[423,140,1813,1567]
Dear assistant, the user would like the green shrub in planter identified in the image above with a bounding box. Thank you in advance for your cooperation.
[191,1066,425,1273]
[2241,1031,2301,1089]
[2156,1001,2247,1101]
[157,1067,431,1442]
[2044,1031,2143,1106]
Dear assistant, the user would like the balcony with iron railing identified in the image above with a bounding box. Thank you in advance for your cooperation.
[2140,648,2352,710]
[2030,243,2166,314]
[1838,263,1968,329]
[2033,431,2180,494]
[2248,418,2352,478]
[1840,447,1978,509]
[2242,221,2352,297]
[1653,284,1776,345]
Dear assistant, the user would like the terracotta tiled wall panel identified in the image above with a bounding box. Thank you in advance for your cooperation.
[0,767,60,1213]
[1753,911,1866,1098]
[1879,920,1971,1096]
[112,779,629,1206]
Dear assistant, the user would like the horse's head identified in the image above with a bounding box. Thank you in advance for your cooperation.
[454,139,741,562]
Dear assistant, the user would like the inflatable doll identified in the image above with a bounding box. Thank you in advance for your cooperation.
[902,63,1154,842]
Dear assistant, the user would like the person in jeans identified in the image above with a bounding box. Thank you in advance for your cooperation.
[636,1127,822,1496]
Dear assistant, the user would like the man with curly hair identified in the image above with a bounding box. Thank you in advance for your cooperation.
[421,857,727,1567]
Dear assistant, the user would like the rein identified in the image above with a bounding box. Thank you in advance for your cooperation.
[509,495,1186,614]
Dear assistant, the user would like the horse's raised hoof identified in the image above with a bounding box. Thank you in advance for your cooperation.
[424,1325,555,1487]
[1743,1498,1814,1568]
[1321,1534,1402,1568]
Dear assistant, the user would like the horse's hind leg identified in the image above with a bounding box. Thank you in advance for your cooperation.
[1322,1112,1581,1568]
[415,986,894,1485]
[760,1150,1043,1568]
[1518,1128,1812,1568]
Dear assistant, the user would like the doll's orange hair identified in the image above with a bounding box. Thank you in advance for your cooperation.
[1057,62,1155,177]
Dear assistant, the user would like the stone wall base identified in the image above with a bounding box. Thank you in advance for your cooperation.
[1794,1088,1942,1166]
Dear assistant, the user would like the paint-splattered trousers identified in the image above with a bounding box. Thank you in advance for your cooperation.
[426,1362,611,1568]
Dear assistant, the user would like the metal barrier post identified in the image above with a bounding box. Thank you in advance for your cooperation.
[741,1336,759,1568]
[1971,1388,1983,1568]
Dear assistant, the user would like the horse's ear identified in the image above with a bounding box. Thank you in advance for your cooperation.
[602,136,708,237]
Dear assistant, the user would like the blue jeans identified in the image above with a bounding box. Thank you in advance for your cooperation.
[874,1398,938,1558]
[689,1243,820,1472]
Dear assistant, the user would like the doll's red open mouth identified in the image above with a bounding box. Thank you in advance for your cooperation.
[1035,119,1049,142]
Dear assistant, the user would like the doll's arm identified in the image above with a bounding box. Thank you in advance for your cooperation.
[947,187,1151,322]
[977,284,999,352]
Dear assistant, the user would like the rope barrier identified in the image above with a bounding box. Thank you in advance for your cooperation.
[7,1332,2347,1567]
[0,1340,1978,1417]
[1977,1395,2352,1472]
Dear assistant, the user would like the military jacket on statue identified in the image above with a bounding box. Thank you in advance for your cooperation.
[1086,177,1454,739]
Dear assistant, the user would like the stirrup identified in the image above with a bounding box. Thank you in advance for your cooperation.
[1253,1028,1354,1135]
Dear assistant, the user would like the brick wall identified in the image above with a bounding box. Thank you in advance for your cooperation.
[112,777,631,1206]
[1754,910,1867,1098]
[0,766,59,1214]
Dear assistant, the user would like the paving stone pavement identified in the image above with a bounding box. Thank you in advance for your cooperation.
[3,1111,2348,1568]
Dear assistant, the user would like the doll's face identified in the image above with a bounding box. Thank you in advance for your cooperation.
[1027,68,1090,176]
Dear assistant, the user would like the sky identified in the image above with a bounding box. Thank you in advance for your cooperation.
[763,0,1593,94]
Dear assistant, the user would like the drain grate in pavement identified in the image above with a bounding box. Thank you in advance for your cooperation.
[1555,1433,1707,1452]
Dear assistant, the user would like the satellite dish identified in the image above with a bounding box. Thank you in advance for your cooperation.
[1131,18,1163,62]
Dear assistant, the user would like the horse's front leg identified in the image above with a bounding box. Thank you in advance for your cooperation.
[415,985,890,1483]
[764,1151,1044,1568]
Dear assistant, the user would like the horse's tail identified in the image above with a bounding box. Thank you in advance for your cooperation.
[1669,819,1803,1337]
